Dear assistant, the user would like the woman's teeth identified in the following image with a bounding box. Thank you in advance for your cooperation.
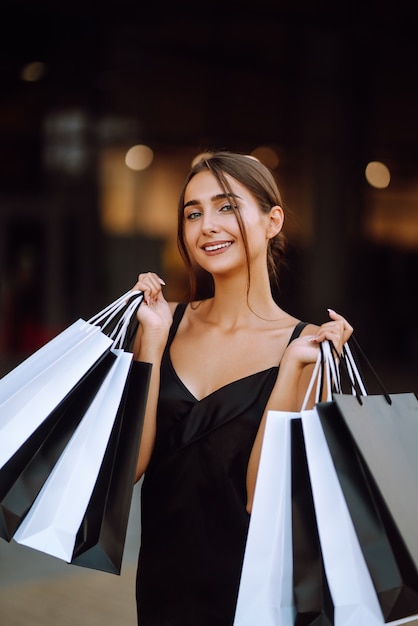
[204,242,232,252]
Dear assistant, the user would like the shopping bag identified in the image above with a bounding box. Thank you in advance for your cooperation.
[0,289,142,470]
[0,350,115,540]
[10,289,145,565]
[301,404,385,625]
[0,322,112,468]
[233,409,296,626]
[291,417,334,625]
[13,347,134,562]
[300,344,385,626]
[70,359,152,574]
[318,338,418,623]
[234,353,335,626]
[0,289,142,540]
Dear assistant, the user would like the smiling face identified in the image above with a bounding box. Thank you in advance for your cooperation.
[182,170,276,279]
[176,151,286,300]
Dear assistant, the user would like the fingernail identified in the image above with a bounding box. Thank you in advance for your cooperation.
[159,278,166,285]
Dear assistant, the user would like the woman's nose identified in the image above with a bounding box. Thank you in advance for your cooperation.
[201,212,220,234]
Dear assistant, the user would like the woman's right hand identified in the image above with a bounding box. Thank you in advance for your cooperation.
[131,272,173,345]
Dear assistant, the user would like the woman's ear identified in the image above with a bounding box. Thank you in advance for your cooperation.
[266,205,284,239]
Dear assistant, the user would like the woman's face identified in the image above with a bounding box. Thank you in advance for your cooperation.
[182,170,274,276]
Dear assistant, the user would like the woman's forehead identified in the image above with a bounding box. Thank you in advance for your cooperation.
[184,170,247,203]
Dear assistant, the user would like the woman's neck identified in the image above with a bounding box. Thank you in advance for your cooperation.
[197,273,282,329]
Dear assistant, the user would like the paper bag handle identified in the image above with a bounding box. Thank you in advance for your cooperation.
[111,294,143,349]
[330,336,392,406]
[87,289,142,329]
[301,341,340,410]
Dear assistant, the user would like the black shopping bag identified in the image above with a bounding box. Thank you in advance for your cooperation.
[317,337,418,623]
[71,360,152,574]
[0,350,116,540]
[291,418,334,626]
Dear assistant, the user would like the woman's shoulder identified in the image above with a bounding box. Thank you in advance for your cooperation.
[274,308,318,336]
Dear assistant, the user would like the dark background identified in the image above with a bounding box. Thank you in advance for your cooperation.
[1,0,418,393]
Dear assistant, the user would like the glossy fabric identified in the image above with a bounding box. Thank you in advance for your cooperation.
[136,304,306,626]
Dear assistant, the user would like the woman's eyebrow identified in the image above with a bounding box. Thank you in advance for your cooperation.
[183,192,242,210]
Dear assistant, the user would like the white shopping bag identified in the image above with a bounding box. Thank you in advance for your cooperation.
[0,318,99,403]
[13,348,133,562]
[0,290,142,469]
[233,409,297,626]
[0,326,112,468]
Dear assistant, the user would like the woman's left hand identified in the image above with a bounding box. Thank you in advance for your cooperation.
[281,309,353,370]
[309,308,353,356]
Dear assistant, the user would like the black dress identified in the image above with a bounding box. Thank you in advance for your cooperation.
[136,304,307,626]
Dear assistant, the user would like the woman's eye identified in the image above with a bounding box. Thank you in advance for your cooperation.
[186,211,201,220]
[219,204,234,212]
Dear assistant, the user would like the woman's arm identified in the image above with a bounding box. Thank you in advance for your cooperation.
[246,309,353,512]
[129,273,174,481]
[246,349,314,513]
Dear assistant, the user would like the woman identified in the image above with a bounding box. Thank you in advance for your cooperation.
[131,151,352,625]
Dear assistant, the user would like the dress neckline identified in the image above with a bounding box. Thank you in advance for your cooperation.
[167,350,278,403]
[164,303,307,403]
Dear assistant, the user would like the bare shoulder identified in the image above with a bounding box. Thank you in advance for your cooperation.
[275,310,319,338]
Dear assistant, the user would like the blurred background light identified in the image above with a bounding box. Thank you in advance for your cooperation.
[20,61,47,82]
[365,161,391,189]
[251,146,280,169]
[125,145,154,171]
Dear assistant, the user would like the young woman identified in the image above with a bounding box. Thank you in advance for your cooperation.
[131,151,352,625]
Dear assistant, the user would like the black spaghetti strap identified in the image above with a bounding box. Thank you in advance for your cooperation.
[287,321,309,345]
[166,303,187,349]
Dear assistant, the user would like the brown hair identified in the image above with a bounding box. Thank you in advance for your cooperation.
[177,150,287,301]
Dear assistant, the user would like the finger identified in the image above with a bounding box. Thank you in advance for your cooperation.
[133,273,166,304]
[310,321,347,346]
[327,308,353,338]
[327,308,353,329]
[137,272,165,286]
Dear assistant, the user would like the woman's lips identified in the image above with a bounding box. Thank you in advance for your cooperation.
[202,241,233,254]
